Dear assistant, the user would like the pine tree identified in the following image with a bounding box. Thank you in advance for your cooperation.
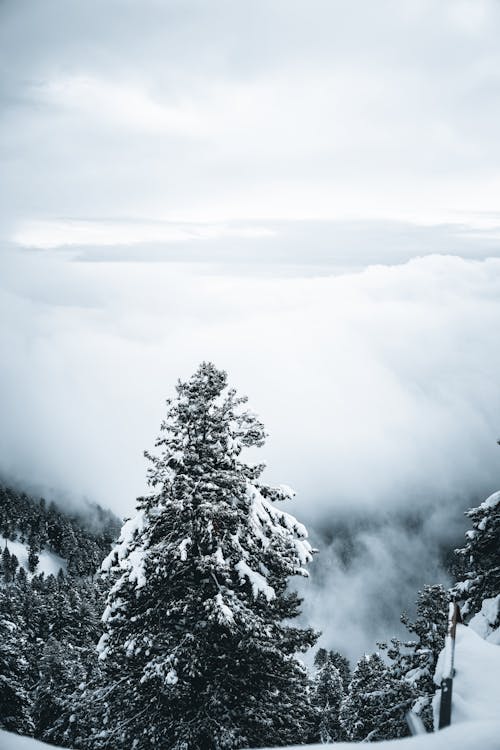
[339,653,413,742]
[312,653,344,742]
[32,637,68,737]
[453,488,500,630]
[314,649,350,692]
[28,546,39,574]
[9,552,19,579]
[96,363,318,750]
[380,584,448,731]
[0,595,33,735]
[40,580,107,749]
[2,545,12,583]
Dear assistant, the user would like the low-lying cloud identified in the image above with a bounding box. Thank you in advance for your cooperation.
[1,245,499,656]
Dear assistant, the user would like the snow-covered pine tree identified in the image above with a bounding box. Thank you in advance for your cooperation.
[340,653,384,741]
[453,488,500,636]
[379,584,448,732]
[339,652,413,742]
[312,652,344,742]
[314,649,350,692]
[0,592,33,736]
[32,637,72,737]
[97,363,318,750]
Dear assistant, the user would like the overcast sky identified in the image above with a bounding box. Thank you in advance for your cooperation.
[2,0,500,659]
[2,0,500,237]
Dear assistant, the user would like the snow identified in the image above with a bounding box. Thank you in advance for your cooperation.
[178,537,192,561]
[439,603,455,681]
[3,722,500,750]
[266,723,500,749]
[101,510,147,588]
[434,624,500,726]
[479,489,500,510]
[214,546,225,566]
[0,732,56,750]
[213,591,235,624]
[469,595,500,644]
[165,668,178,685]
[277,484,295,500]
[0,535,67,577]
[246,484,313,573]
[235,559,275,601]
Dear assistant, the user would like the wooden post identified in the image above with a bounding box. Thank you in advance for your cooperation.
[438,602,462,729]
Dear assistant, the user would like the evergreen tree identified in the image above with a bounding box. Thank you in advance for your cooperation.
[380,584,448,731]
[314,648,351,692]
[27,545,39,574]
[0,599,33,735]
[312,653,344,742]
[32,637,68,737]
[340,653,413,742]
[96,363,318,750]
[9,552,19,578]
[2,545,12,582]
[0,480,118,742]
[453,489,500,629]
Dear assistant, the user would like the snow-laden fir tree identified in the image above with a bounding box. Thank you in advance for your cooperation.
[97,363,318,750]
[0,596,33,736]
[32,637,73,738]
[453,487,500,638]
[312,652,344,742]
[379,584,448,731]
[314,648,350,692]
[339,652,413,742]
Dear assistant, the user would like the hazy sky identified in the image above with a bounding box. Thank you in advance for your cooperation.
[2,0,500,659]
[2,0,500,235]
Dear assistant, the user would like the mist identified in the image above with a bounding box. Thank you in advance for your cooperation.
[1,241,500,657]
[2,0,500,662]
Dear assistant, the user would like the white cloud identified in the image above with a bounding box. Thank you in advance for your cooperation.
[1,249,499,516]
[2,1,500,226]
[41,75,205,136]
[2,248,499,653]
[13,219,275,249]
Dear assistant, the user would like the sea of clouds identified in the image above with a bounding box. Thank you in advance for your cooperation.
[1,242,500,659]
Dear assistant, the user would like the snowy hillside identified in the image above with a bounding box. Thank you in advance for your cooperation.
[1,535,67,577]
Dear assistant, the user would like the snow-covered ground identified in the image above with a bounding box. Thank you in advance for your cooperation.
[1,535,67,577]
[0,732,54,750]
[434,623,500,726]
[2,722,500,750]
[469,595,500,645]
[1,623,499,749]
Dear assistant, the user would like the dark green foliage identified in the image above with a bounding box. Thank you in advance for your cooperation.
[28,545,39,574]
[0,607,33,736]
[96,363,318,750]
[379,584,448,731]
[453,490,500,627]
[0,484,119,578]
[0,484,116,740]
[312,652,344,742]
[340,652,414,742]
[314,648,351,691]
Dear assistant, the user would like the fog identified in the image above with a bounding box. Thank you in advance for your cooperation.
[2,0,500,660]
[1,242,500,658]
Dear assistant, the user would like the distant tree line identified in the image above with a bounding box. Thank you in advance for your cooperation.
[0,485,119,577]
